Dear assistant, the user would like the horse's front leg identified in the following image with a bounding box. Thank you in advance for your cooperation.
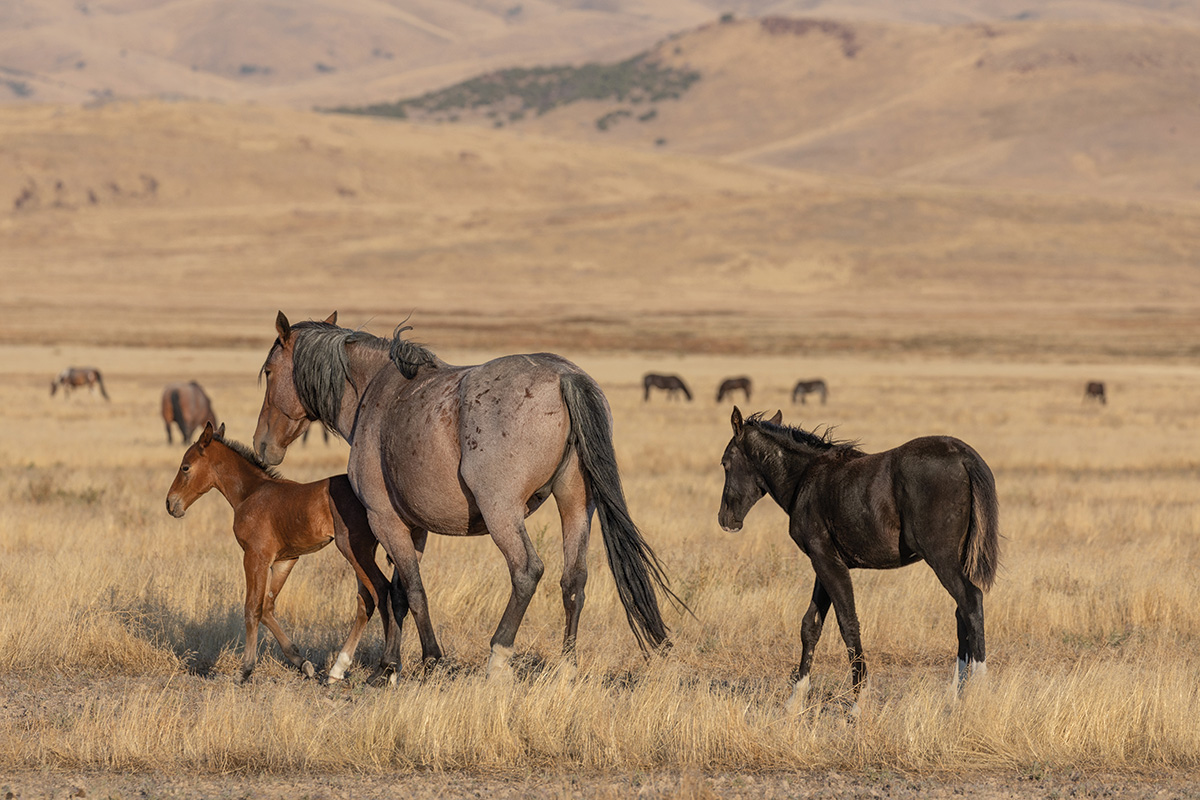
[804,540,866,713]
[787,578,832,711]
[258,557,315,678]
[240,551,271,683]
[369,512,441,674]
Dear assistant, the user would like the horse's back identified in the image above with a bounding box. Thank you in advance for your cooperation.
[355,353,579,535]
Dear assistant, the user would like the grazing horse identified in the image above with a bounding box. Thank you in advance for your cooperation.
[253,312,682,680]
[791,379,828,405]
[162,381,217,444]
[643,373,692,401]
[1084,381,1106,405]
[718,408,999,710]
[50,367,109,400]
[716,377,752,403]
[166,422,396,684]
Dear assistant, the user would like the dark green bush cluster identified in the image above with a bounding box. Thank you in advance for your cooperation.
[330,55,700,120]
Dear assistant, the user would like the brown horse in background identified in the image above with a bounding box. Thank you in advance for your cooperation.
[162,381,217,444]
[254,312,683,681]
[50,367,109,400]
[1084,381,1106,404]
[166,422,397,684]
[719,408,999,712]
[791,379,828,405]
[643,373,692,401]
[716,377,751,403]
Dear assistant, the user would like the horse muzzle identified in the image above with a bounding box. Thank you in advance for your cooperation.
[166,497,186,518]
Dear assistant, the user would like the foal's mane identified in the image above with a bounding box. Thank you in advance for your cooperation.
[746,412,861,455]
[268,319,439,432]
[212,429,282,479]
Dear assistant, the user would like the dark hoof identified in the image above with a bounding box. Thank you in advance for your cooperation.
[367,664,398,687]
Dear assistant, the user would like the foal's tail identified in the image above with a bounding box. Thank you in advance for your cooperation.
[962,450,1001,592]
[169,389,186,438]
[96,371,110,401]
[560,373,686,652]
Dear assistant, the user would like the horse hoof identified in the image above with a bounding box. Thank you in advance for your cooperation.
[367,664,397,687]
[301,660,315,679]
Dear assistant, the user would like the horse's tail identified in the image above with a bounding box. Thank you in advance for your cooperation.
[560,372,685,652]
[95,371,110,401]
[679,380,692,401]
[169,389,187,440]
[962,450,1001,592]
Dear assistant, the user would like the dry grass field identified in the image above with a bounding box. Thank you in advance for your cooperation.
[2,97,1199,796]
[2,343,1199,797]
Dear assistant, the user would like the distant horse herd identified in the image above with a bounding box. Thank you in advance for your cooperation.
[50,341,1108,705]
[645,374,829,405]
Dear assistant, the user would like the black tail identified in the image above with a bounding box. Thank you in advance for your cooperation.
[962,451,1001,592]
[560,373,686,652]
[96,372,110,401]
[169,390,187,441]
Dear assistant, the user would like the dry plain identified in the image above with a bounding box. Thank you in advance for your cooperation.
[1,101,1199,797]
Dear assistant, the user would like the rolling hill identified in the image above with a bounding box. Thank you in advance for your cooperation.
[359,16,1200,200]
[2,1,1199,109]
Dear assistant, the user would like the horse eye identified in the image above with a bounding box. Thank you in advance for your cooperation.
[181,464,190,473]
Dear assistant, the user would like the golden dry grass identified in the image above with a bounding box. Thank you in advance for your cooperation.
[2,344,1197,779]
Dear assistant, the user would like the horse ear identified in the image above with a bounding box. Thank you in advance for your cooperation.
[216,422,225,439]
[275,310,291,341]
[769,409,783,426]
[324,311,338,325]
[731,406,743,434]
[198,421,214,447]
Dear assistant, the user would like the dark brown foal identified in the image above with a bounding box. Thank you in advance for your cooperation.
[166,421,396,683]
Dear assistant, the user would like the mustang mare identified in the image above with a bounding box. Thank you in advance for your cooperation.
[166,422,395,683]
[50,367,109,400]
[718,408,999,711]
[162,381,218,444]
[254,312,682,680]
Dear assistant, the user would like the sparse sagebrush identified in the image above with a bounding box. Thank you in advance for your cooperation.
[0,350,1197,777]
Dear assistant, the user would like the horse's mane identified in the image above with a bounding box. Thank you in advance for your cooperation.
[212,429,283,479]
[746,412,862,455]
[278,319,439,432]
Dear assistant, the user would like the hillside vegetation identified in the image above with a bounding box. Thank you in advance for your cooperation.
[361,16,1200,201]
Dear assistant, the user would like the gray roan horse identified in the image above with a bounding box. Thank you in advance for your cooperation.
[718,408,999,710]
[254,312,682,680]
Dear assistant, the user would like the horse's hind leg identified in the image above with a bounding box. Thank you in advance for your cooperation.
[787,579,832,711]
[554,455,593,664]
[927,558,987,689]
[259,558,315,678]
[478,501,545,682]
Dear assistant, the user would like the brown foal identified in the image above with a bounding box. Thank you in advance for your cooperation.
[166,421,396,683]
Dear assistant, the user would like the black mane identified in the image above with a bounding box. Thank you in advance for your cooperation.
[746,412,861,455]
[272,319,439,432]
[213,429,283,479]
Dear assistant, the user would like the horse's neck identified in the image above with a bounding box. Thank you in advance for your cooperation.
[749,429,817,510]
[208,445,272,508]
[338,341,401,439]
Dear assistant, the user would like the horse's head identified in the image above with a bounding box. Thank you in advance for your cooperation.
[166,421,222,517]
[718,406,781,533]
[252,311,332,466]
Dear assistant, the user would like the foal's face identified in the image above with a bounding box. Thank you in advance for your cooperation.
[166,440,215,518]
[718,435,765,533]
[253,325,309,467]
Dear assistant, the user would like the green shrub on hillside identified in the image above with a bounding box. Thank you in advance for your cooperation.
[329,55,700,120]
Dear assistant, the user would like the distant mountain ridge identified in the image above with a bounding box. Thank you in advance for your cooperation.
[1,1,1198,109]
